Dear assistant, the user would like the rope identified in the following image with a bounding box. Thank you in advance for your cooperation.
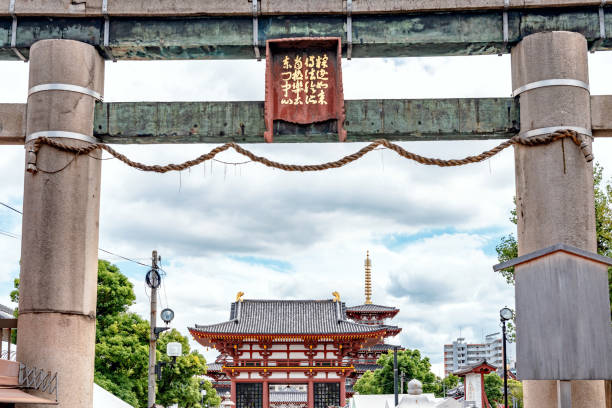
[26,129,593,175]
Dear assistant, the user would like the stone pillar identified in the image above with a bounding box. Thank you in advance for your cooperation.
[17,39,104,408]
[511,31,606,408]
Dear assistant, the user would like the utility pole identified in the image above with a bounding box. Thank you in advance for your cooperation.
[148,250,161,408]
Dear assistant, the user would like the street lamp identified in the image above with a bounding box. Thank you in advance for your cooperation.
[155,342,182,381]
[160,308,175,325]
[500,307,513,408]
[167,342,182,364]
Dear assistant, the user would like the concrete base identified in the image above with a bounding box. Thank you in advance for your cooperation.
[15,313,96,408]
[524,380,609,408]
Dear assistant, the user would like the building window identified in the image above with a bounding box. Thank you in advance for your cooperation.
[314,383,340,408]
[236,383,262,408]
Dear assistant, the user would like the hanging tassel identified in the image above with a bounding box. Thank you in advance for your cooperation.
[26,147,38,173]
[579,137,594,162]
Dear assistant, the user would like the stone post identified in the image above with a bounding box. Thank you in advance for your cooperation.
[17,39,104,408]
[511,31,606,408]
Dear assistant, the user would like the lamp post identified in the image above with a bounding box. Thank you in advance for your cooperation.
[393,345,399,407]
[500,307,513,408]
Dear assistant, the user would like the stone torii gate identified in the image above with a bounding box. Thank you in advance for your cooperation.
[0,1,611,408]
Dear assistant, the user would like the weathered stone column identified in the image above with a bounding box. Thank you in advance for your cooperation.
[511,31,606,408]
[17,39,104,408]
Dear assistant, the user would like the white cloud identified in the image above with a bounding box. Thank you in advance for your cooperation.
[2,51,612,377]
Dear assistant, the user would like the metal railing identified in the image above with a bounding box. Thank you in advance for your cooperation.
[0,319,17,361]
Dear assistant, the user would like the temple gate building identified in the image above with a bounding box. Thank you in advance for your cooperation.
[191,253,403,408]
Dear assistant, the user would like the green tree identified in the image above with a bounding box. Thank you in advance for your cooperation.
[508,378,523,408]
[9,278,19,307]
[352,351,457,398]
[483,373,503,406]
[374,349,437,395]
[10,260,213,408]
[96,260,136,317]
[157,329,219,408]
[94,260,213,408]
[353,370,381,395]
[495,164,612,318]
[353,349,439,396]
[432,374,459,398]
[94,311,150,407]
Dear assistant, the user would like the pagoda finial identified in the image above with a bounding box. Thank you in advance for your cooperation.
[365,251,372,304]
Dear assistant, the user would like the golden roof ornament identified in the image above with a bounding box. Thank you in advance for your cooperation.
[236,291,245,302]
[365,250,372,304]
[332,291,341,302]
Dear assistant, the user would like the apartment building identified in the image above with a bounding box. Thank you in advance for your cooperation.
[443,333,504,377]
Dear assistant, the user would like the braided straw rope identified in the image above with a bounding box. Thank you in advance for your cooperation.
[28,129,591,174]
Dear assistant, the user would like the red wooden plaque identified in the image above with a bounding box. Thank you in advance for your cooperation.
[264,37,346,142]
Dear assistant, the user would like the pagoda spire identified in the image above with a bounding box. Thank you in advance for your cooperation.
[365,251,372,304]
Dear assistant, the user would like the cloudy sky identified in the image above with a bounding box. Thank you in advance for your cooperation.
[1,52,612,376]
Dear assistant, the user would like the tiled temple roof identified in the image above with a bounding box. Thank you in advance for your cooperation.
[0,304,14,319]
[192,299,393,335]
[354,364,380,372]
[207,363,222,372]
[370,343,397,351]
[345,304,399,313]
[453,359,498,376]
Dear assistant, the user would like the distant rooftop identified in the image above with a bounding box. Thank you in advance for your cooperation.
[0,304,14,319]
[346,304,399,313]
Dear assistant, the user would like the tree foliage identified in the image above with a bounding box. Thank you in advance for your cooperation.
[507,379,524,408]
[95,311,150,407]
[436,374,459,397]
[353,370,381,394]
[157,329,220,408]
[93,260,217,408]
[483,373,503,406]
[96,260,136,316]
[352,349,446,397]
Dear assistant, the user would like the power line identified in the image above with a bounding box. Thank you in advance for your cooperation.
[0,230,20,239]
[0,201,22,215]
[1,200,150,269]
[98,248,150,268]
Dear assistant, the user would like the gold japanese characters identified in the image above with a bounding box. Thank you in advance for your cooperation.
[280,54,330,106]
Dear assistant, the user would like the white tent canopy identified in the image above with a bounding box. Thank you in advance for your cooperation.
[93,384,134,408]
